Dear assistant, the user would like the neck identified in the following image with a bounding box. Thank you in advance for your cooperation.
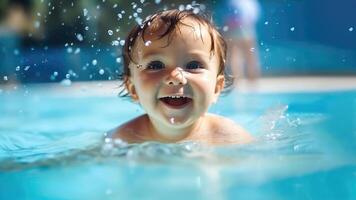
[146,116,205,143]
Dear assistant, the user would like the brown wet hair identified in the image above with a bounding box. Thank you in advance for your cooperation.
[118,9,234,97]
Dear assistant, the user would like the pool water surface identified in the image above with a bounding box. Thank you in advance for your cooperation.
[0,82,355,200]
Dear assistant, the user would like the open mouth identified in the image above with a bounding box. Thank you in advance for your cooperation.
[159,96,192,108]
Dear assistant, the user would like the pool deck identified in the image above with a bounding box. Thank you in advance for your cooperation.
[1,76,356,96]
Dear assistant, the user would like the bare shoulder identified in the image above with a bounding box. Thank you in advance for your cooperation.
[206,114,254,145]
[108,114,149,143]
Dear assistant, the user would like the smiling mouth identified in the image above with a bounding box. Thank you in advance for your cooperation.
[159,96,193,108]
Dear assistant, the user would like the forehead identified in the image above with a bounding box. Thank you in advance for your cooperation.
[134,17,213,56]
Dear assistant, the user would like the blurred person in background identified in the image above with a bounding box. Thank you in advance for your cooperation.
[0,0,33,83]
[223,0,261,82]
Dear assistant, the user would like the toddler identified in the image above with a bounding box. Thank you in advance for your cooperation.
[110,9,252,145]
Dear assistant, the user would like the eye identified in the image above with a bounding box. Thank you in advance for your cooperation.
[146,60,165,70]
[185,61,204,70]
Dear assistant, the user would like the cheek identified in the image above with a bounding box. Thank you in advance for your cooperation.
[194,73,217,91]
[132,72,162,94]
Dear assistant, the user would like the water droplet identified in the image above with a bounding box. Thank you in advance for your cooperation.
[144,40,152,46]
[193,7,200,14]
[34,21,40,28]
[74,48,81,54]
[76,33,83,41]
[137,8,142,13]
[112,40,119,46]
[13,49,19,55]
[83,8,88,17]
[290,27,295,31]
[119,40,125,46]
[264,21,269,25]
[140,0,145,3]
[24,66,30,71]
[67,47,73,53]
[179,5,185,11]
[250,47,255,52]
[60,79,72,86]
[116,58,121,63]
[92,59,97,66]
[170,118,175,124]
[222,26,229,32]
[349,27,354,32]
[108,30,113,36]
[135,17,143,25]
[99,69,105,75]
[113,4,118,8]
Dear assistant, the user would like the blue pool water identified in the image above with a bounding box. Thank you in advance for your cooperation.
[0,85,355,200]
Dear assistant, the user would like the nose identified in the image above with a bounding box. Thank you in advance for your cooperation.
[165,67,187,86]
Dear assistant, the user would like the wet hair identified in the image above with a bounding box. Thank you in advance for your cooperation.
[119,9,234,97]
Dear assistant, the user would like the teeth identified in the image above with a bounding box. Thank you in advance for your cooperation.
[170,96,184,98]
[160,95,191,99]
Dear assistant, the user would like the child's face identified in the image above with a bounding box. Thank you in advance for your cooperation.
[127,18,224,128]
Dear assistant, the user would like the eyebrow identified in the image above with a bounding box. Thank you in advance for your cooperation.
[142,49,167,58]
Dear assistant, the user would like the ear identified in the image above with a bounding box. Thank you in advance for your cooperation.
[124,76,139,101]
[212,75,225,103]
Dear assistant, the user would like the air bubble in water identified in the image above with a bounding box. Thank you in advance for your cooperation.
[170,118,175,124]
[140,0,145,3]
[53,71,58,76]
[76,33,83,41]
[85,26,89,31]
[116,58,121,63]
[264,21,269,25]
[99,69,105,75]
[349,27,354,32]
[137,8,142,13]
[16,66,20,71]
[108,30,113,35]
[92,59,97,66]
[3,76,8,81]
[290,27,295,31]
[155,0,161,4]
[113,4,118,8]
[119,40,125,46]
